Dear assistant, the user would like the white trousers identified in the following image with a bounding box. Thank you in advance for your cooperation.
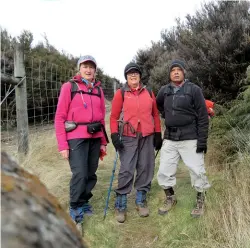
[157,139,211,192]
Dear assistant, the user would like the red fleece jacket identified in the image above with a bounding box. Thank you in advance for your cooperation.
[110,87,161,136]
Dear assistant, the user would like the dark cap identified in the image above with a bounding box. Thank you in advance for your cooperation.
[124,62,142,79]
[169,60,185,71]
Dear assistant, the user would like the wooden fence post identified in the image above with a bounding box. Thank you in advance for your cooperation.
[14,43,29,158]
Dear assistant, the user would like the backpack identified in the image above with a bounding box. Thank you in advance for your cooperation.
[120,85,153,102]
[205,99,215,118]
[69,79,101,101]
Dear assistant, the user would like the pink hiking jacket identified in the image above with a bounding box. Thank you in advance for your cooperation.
[54,75,106,151]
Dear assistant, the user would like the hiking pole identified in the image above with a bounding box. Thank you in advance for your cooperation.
[155,149,160,159]
[103,121,126,220]
[103,120,135,220]
[103,151,119,220]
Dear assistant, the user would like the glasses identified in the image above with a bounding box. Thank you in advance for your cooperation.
[127,71,139,76]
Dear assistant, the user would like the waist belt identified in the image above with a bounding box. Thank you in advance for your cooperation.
[166,123,195,141]
[168,127,178,133]
[65,121,109,143]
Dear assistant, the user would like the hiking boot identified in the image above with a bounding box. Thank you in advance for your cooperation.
[115,209,126,223]
[136,204,149,217]
[158,188,177,215]
[82,202,93,216]
[135,190,149,217]
[115,194,127,223]
[191,192,205,218]
[158,195,177,215]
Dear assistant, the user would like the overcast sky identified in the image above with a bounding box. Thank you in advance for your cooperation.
[1,0,209,82]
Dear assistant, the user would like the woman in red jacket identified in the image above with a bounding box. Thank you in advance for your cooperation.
[110,62,162,223]
[55,55,107,230]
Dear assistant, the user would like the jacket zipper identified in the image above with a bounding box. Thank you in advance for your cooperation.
[172,94,175,116]
[137,95,140,126]
[137,86,146,133]
[90,91,93,122]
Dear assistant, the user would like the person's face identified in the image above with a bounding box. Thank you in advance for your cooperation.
[79,61,96,81]
[170,66,184,84]
[127,70,140,88]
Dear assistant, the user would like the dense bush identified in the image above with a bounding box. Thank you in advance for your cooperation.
[136,0,250,103]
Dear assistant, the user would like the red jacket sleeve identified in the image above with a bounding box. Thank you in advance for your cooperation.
[110,89,123,134]
[152,92,161,133]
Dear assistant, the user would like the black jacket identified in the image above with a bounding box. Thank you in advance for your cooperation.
[156,80,209,147]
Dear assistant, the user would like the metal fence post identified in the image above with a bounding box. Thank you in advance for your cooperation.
[14,43,29,158]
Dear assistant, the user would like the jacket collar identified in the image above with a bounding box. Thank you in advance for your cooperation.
[72,74,101,87]
[124,83,146,92]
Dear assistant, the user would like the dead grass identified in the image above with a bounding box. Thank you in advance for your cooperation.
[2,114,250,247]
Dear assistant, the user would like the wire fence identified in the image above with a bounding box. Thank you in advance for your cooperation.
[1,46,115,154]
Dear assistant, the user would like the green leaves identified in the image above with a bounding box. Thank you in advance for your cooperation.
[135,1,250,103]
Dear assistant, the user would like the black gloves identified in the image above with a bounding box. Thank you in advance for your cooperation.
[196,145,207,154]
[111,133,124,151]
[154,132,163,151]
[112,132,163,151]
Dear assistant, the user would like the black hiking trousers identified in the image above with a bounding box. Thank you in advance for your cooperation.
[68,138,101,208]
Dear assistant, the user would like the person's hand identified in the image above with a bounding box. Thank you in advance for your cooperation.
[154,132,163,151]
[111,133,124,151]
[196,145,207,154]
[100,145,107,153]
[60,150,69,159]
[100,145,107,161]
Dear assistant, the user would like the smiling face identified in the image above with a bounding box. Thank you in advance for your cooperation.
[126,69,140,88]
[79,61,96,82]
[170,66,185,84]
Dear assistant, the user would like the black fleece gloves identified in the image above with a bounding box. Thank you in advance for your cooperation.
[154,132,163,151]
[111,133,124,151]
[196,145,207,154]
[111,132,163,152]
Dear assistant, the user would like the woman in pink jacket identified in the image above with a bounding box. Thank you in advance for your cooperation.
[55,55,108,229]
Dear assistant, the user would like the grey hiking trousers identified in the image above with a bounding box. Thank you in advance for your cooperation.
[115,133,155,195]
[157,139,211,192]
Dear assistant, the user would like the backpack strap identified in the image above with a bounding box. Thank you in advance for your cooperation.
[145,86,153,98]
[82,86,101,98]
[69,80,79,100]
[183,81,193,96]
[121,87,125,102]
[69,79,101,100]
[183,81,195,107]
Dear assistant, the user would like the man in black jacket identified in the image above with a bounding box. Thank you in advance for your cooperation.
[156,60,211,217]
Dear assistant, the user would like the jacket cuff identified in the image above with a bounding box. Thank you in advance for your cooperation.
[58,141,69,151]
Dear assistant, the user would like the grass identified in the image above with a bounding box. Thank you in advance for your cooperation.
[2,117,250,248]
